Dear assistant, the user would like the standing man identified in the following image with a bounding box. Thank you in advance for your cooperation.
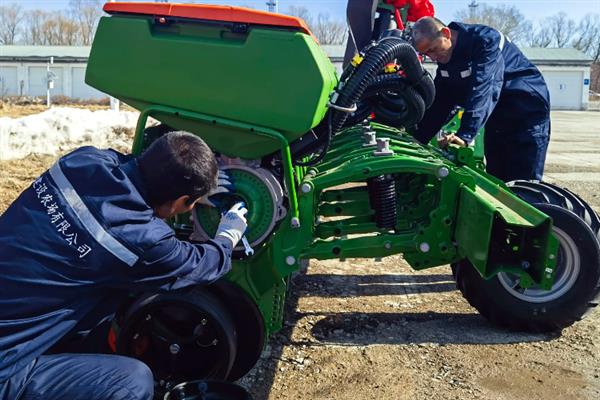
[0,131,248,400]
[411,17,551,181]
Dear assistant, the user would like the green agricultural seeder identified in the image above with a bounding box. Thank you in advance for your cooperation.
[86,2,600,391]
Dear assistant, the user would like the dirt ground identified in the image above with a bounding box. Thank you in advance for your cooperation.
[1,110,599,399]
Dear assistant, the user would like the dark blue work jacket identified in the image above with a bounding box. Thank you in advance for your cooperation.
[415,22,550,143]
[0,147,232,382]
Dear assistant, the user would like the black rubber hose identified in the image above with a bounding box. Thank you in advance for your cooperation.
[365,72,435,109]
[356,74,426,127]
[330,37,424,134]
[372,87,425,127]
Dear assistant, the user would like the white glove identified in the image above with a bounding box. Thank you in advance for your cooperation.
[215,202,248,247]
[197,170,234,208]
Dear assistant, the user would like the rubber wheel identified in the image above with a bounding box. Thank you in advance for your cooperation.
[207,281,266,382]
[507,180,600,240]
[453,186,600,332]
[116,288,238,383]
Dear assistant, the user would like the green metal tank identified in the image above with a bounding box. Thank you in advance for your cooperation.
[86,2,338,159]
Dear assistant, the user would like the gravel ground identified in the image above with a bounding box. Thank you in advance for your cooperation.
[1,110,599,400]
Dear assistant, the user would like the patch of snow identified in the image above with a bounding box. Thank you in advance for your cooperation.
[0,107,140,160]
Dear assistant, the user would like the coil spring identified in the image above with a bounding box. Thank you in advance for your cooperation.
[367,175,397,229]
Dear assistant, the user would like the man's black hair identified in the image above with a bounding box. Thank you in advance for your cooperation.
[138,131,217,207]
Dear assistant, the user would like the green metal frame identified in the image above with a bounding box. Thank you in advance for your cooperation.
[133,109,559,337]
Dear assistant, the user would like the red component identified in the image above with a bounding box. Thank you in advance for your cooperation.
[384,0,435,22]
[107,327,117,353]
[103,2,313,36]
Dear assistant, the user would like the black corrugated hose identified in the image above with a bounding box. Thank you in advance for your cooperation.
[294,36,429,166]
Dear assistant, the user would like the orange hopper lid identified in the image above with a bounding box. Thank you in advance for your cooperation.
[103,2,313,36]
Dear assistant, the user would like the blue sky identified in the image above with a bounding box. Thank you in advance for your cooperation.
[13,0,600,23]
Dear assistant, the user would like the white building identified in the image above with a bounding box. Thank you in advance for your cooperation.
[0,44,594,110]
[0,46,105,100]
[322,45,593,111]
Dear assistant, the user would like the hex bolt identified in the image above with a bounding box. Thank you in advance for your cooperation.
[419,242,430,253]
[145,314,152,321]
[362,131,377,147]
[374,138,394,156]
[549,254,556,260]
[437,167,450,179]
[201,318,207,326]
[521,261,530,269]
[133,333,140,340]
[291,217,300,228]
[301,183,312,193]
[384,242,392,250]
[286,256,296,266]
[169,343,181,355]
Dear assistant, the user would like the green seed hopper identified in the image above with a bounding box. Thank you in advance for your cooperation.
[86,2,337,159]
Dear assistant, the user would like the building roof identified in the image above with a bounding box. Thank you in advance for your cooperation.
[0,46,91,62]
[521,47,593,65]
[322,44,593,66]
[0,44,593,66]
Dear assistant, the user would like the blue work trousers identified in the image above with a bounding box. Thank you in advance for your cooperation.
[0,353,154,400]
[484,120,550,182]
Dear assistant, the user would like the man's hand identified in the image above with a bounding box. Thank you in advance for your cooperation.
[438,133,467,149]
[197,169,234,208]
[215,202,248,247]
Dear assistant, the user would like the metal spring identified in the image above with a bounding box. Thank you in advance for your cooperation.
[367,175,397,229]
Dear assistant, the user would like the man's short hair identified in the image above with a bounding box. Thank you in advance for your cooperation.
[138,131,218,207]
[412,17,447,44]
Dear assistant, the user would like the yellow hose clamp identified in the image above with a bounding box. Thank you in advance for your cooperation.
[351,54,364,67]
[384,64,398,73]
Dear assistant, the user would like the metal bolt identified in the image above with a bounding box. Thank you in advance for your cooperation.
[437,167,449,179]
[133,333,140,340]
[362,131,377,147]
[521,261,530,269]
[145,314,152,321]
[291,217,300,228]
[301,183,312,193]
[374,138,394,156]
[419,242,430,253]
[169,343,181,354]
[201,318,207,326]
[549,254,556,260]
[384,242,392,250]
[286,256,296,266]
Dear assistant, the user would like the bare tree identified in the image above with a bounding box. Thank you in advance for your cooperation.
[285,7,346,45]
[0,3,25,45]
[544,12,577,48]
[572,13,600,62]
[528,25,553,47]
[23,10,81,45]
[23,10,46,45]
[454,4,532,44]
[312,13,347,45]
[69,0,103,45]
[286,6,314,27]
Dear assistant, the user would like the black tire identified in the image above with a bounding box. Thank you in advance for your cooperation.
[453,198,600,332]
[507,180,600,240]
[116,288,238,383]
[207,281,266,382]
